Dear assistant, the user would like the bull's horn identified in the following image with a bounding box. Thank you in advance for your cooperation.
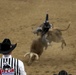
[30,52,39,60]
[33,53,39,60]
[24,52,30,57]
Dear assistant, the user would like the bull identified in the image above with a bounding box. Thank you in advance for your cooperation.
[24,36,48,65]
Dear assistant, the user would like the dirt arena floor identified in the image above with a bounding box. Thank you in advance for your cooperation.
[0,0,76,75]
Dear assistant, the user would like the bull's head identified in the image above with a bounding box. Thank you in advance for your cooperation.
[24,52,39,66]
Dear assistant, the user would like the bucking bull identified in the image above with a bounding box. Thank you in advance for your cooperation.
[24,35,48,65]
[24,23,70,65]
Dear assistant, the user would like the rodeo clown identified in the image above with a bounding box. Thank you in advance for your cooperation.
[34,14,53,45]
[0,38,27,75]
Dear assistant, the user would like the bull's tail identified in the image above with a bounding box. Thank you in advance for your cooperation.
[59,24,70,31]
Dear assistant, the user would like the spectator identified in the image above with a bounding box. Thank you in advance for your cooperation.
[0,38,27,75]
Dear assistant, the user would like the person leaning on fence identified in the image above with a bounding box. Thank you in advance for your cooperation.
[0,38,27,75]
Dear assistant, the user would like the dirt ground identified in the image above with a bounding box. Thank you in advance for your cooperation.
[0,0,76,75]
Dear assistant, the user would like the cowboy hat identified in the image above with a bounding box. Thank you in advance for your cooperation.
[0,38,17,54]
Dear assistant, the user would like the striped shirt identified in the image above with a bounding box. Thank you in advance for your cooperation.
[0,55,27,75]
